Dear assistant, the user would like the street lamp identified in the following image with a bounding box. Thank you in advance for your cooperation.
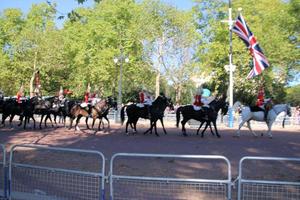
[221,1,241,128]
[113,53,129,123]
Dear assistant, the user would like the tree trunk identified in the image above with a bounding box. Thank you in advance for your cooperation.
[175,84,182,104]
[155,72,160,98]
[29,52,38,98]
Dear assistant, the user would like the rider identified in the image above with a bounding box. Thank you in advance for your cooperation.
[58,86,64,101]
[139,89,152,119]
[193,86,203,110]
[255,86,272,121]
[16,84,24,104]
[81,84,91,108]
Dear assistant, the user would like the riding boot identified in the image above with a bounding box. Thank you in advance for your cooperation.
[264,110,268,121]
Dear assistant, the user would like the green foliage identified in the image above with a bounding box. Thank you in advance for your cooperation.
[285,85,300,106]
[0,0,298,106]
[194,0,300,105]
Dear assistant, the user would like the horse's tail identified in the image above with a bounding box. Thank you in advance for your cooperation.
[282,113,287,128]
[120,105,127,125]
[176,106,182,128]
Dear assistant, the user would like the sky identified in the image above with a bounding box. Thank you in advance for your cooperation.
[0,0,195,28]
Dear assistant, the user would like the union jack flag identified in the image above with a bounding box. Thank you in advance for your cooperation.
[233,13,269,79]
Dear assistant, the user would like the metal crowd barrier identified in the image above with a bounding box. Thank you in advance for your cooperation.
[0,144,6,199]
[9,144,106,200]
[110,153,232,200]
[238,156,300,200]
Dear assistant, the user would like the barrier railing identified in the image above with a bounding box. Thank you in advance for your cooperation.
[0,143,298,200]
[110,153,232,200]
[0,144,6,199]
[9,144,105,200]
[238,156,300,200]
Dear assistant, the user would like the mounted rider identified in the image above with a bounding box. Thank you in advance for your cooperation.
[255,86,273,121]
[16,84,24,104]
[33,70,42,98]
[193,86,203,111]
[137,89,153,119]
[81,83,91,108]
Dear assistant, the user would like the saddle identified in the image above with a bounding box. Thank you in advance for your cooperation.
[250,106,264,112]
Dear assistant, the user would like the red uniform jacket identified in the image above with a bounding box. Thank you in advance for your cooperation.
[84,92,89,103]
[193,94,203,107]
[256,88,264,106]
[16,92,22,104]
[139,92,145,103]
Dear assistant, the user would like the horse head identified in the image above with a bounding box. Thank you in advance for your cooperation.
[106,96,117,110]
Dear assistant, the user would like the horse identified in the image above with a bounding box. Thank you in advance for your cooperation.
[120,94,172,136]
[233,101,291,138]
[85,97,117,133]
[0,98,24,128]
[31,96,57,129]
[176,95,227,137]
[196,101,229,137]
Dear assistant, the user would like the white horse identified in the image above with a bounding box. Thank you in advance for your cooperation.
[233,101,291,138]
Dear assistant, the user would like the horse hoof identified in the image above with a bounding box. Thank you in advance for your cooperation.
[76,126,80,131]
[183,133,188,137]
[261,133,264,136]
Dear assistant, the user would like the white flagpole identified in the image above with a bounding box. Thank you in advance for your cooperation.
[222,0,236,128]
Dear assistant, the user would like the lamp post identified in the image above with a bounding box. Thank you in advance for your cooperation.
[113,51,129,123]
[221,0,240,128]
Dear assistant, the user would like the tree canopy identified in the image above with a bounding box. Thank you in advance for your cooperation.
[0,0,299,105]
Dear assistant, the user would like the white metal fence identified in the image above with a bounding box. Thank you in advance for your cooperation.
[8,144,106,200]
[110,153,232,200]
[238,156,300,200]
[0,144,6,199]
[0,143,299,200]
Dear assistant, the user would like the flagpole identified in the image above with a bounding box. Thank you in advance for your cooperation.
[228,0,234,128]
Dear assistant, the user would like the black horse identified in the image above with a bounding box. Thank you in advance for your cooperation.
[176,95,227,137]
[1,98,25,127]
[120,94,172,136]
[195,100,228,137]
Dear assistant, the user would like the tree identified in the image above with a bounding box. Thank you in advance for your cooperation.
[194,0,300,104]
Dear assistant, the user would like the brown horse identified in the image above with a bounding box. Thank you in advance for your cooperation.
[69,104,90,131]
[85,97,117,133]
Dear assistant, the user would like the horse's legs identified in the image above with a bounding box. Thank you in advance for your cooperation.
[31,115,36,129]
[104,116,110,128]
[23,116,27,130]
[86,117,90,129]
[9,114,14,128]
[153,120,159,137]
[39,114,45,129]
[181,118,189,136]
[46,114,54,128]
[75,116,82,131]
[208,122,215,136]
[0,113,8,127]
[69,117,74,130]
[201,122,210,138]
[160,118,167,135]
[196,121,205,135]
[212,120,220,138]
[247,121,257,137]
[266,120,274,138]
[236,119,248,137]
[17,115,23,126]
